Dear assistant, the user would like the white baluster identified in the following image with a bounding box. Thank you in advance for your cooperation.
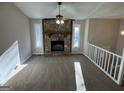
[104,52,108,70]
[94,46,97,63]
[99,50,102,67]
[114,56,118,80]
[97,49,100,65]
[101,51,105,69]
[107,53,111,72]
[110,55,115,76]
[117,48,124,85]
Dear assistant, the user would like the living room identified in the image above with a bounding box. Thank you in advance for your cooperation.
[0,1,124,91]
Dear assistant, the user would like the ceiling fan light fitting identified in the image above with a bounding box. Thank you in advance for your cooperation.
[56,20,60,24]
[60,20,64,24]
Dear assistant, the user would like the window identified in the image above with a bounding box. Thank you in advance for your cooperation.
[34,23,42,48]
[73,24,80,48]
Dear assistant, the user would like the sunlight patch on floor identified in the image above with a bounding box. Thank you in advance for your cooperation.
[1,64,28,86]
[74,62,86,91]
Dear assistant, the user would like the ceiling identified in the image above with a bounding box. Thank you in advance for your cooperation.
[14,2,124,19]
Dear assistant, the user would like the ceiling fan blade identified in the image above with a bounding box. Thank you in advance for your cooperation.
[63,17,75,21]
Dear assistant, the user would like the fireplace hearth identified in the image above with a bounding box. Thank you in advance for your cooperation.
[51,41,64,51]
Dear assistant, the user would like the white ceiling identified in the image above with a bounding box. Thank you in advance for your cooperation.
[14,2,124,19]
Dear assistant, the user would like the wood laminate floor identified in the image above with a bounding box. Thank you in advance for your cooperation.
[4,55,124,91]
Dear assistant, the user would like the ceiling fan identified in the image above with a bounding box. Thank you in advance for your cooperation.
[56,2,65,24]
[56,2,74,25]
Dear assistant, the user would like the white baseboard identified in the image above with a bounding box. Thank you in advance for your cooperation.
[72,51,84,54]
[22,54,32,64]
[32,53,44,55]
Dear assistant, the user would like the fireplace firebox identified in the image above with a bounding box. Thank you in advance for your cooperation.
[51,41,64,51]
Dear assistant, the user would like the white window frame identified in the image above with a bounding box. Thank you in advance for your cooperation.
[34,23,42,49]
[72,24,81,49]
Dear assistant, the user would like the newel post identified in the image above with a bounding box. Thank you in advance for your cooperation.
[118,48,124,85]
[83,19,89,56]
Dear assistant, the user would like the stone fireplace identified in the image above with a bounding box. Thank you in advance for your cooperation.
[42,19,72,55]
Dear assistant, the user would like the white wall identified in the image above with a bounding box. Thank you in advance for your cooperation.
[116,20,124,55]
[88,19,120,52]
[72,20,86,54]
[0,4,3,55]
[0,3,31,64]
